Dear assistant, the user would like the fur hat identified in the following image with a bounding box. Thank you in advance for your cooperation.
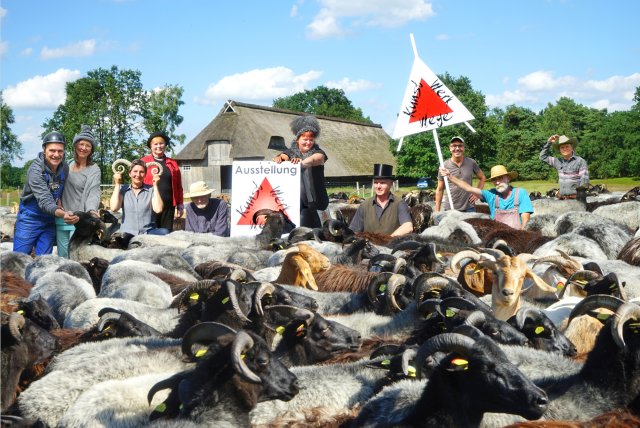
[146,132,170,148]
[73,125,96,150]
[553,135,578,150]
[372,163,395,179]
[290,115,321,140]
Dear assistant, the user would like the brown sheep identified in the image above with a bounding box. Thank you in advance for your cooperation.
[617,236,640,266]
[314,264,379,293]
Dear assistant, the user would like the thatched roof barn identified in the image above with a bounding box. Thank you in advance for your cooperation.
[174,100,396,192]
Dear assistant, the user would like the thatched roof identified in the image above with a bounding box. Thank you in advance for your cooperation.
[175,100,396,177]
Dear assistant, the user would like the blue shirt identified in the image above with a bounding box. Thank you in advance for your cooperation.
[119,184,156,236]
[480,187,533,221]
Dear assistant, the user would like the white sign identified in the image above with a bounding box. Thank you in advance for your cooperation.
[392,56,475,139]
[230,161,300,237]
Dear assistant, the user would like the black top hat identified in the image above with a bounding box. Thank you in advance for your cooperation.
[372,163,395,179]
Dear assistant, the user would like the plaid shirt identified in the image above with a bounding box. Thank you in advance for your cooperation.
[540,141,589,196]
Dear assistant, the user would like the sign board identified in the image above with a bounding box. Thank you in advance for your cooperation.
[392,56,475,139]
[230,161,300,237]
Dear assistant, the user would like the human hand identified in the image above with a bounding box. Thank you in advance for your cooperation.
[438,167,450,177]
[548,134,559,144]
[113,173,123,185]
[64,211,80,225]
[290,157,302,165]
[469,194,479,204]
[176,205,184,218]
[152,173,161,185]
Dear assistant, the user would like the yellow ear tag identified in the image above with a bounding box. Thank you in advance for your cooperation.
[576,280,588,285]
[534,326,545,335]
[241,353,246,359]
[276,326,285,335]
[445,308,456,318]
[451,358,469,370]
[407,365,416,377]
[154,403,167,412]
[221,296,230,304]
[378,283,387,293]
[17,309,25,315]
[295,324,306,337]
[556,281,565,291]
[381,359,391,366]
[596,313,611,321]
[189,292,199,301]
[103,325,111,331]
[195,349,207,358]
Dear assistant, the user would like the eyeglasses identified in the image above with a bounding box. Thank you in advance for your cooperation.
[450,145,464,150]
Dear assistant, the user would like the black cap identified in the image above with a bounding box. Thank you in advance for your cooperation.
[42,131,66,148]
[146,132,170,148]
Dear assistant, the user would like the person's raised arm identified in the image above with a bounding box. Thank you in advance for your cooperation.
[151,173,164,214]
[438,167,482,197]
[110,172,124,212]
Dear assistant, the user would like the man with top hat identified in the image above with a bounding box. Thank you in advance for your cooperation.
[14,131,76,255]
[349,164,413,236]
[184,181,229,236]
[540,134,589,199]
[440,164,533,229]
[435,136,486,213]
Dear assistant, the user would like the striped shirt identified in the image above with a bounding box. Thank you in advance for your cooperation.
[539,142,589,196]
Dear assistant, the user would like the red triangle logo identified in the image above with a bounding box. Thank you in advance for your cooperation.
[408,78,454,123]
[236,177,292,226]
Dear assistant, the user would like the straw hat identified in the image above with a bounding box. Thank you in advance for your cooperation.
[185,181,214,198]
[488,165,518,181]
[553,135,578,150]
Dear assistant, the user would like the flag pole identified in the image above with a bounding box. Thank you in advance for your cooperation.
[433,129,455,210]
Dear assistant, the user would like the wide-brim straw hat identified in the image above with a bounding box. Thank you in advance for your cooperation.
[552,135,578,150]
[185,181,214,198]
[488,165,518,181]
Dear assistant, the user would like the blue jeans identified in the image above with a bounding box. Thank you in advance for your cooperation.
[14,204,56,255]
[147,227,170,236]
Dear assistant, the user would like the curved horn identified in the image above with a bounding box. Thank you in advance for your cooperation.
[367,273,393,306]
[145,161,163,176]
[401,348,418,376]
[567,294,626,325]
[463,310,487,327]
[441,296,478,312]
[559,270,602,299]
[223,280,252,323]
[370,344,403,359]
[231,331,261,384]
[97,312,122,332]
[253,282,276,317]
[479,248,506,260]
[8,312,25,341]
[327,219,343,237]
[147,373,182,405]
[263,305,315,325]
[415,333,476,379]
[417,298,442,319]
[386,274,408,313]
[514,307,543,330]
[170,280,220,311]
[229,268,248,283]
[181,321,237,359]
[111,158,131,174]
[252,209,276,226]
[612,303,640,349]
[450,250,481,275]
[393,257,408,274]
[413,272,456,304]
[368,254,397,273]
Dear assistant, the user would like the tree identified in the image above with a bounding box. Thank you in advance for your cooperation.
[143,84,186,152]
[0,92,23,164]
[273,86,372,123]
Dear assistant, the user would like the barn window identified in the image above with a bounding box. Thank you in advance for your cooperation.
[182,164,191,171]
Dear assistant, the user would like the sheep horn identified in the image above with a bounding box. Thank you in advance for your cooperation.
[479,248,506,260]
[452,324,486,340]
[514,307,544,330]
[111,158,131,174]
[252,209,276,226]
[463,310,487,327]
[170,280,220,311]
[263,305,315,326]
[415,333,476,380]
[393,257,408,274]
[231,331,262,384]
[8,312,25,341]
[450,250,481,275]
[559,270,602,299]
[367,273,394,306]
[229,268,248,283]
[442,296,478,313]
[368,254,397,273]
[145,161,163,176]
[253,282,276,317]
[147,372,183,405]
[611,303,640,350]
[223,280,252,323]
[370,344,403,359]
[401,348,418,376]
[181,321,237,360]
[327,219,343,237]
[413,272,455,304]
[386,274,408,313]
[96,312,122,332]
[567,294,626,325]
[417,298,442,319]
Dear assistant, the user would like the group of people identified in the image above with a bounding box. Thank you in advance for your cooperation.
[15,114,588,257]
[14,129,229,257]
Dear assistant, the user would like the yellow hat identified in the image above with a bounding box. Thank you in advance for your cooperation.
[488,165,518,181]
[185,181,214,198]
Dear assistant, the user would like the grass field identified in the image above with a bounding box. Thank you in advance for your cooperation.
[1,177,637,208]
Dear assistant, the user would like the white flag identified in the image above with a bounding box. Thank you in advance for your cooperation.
[393,57,475,139]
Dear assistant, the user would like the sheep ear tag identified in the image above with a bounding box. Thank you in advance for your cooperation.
[534,326,545,335]
[275,326,285,335]
[378,283,387,293]
[295,324,306,337]
[555,281,565,291]
[445,308,458,318]
[189,292,200,301]
[447,358,469,372]
[627,322,640,335]
[221,296,230,305]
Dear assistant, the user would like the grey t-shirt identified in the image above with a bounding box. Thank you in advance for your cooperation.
[437,158,481,210]
[61,162,102,213]
[119,185,155,236]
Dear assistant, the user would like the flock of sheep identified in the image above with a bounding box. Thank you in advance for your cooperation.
[1,186,640,427]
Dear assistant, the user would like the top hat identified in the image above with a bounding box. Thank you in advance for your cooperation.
[372,163,395,179]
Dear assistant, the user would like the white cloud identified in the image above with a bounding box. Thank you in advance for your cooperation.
[487,71,640,112]
[3,69,82,109]
[0,7,6,19]
[325,77,381,92]
[20,47,33,56]
[40,39,97,60]
[307,0,435,39]
[198,67,323,105]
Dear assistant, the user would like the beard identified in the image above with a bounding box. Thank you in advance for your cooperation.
[496,183,509,193]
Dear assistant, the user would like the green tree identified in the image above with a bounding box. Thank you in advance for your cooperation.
[497,105,547,180]
[273,86,372,123]
[0,163,23,188]
[143,84,186,152]
[0,92,23,164]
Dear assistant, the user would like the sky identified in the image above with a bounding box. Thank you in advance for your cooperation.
[2,0,639,166]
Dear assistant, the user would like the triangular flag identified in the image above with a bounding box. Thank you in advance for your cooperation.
[236,177,292,226]
[393,57,474,139]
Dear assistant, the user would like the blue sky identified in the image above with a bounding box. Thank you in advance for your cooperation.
[2,0,639,166]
